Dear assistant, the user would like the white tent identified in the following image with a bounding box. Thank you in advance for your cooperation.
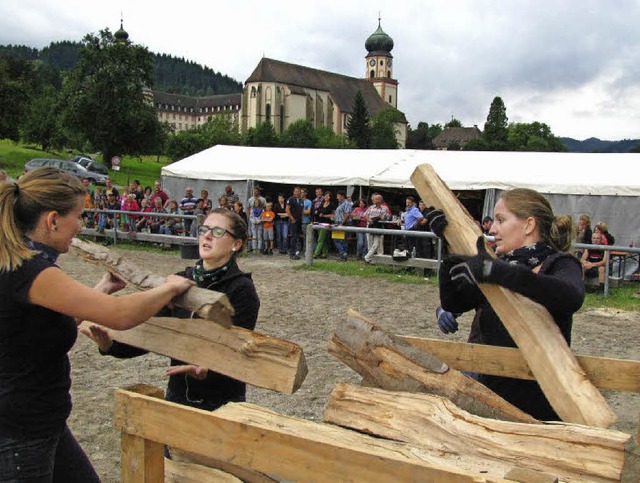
[162,145,640,246]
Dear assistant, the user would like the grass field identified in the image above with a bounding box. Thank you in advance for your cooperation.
[0,140,167,187]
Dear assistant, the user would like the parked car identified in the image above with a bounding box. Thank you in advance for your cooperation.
[71,156,109,176]
[24,158,109,185]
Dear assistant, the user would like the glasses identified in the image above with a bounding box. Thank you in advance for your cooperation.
[198,225,235,238]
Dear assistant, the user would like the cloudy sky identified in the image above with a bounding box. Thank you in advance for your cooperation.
[2,0,639,141]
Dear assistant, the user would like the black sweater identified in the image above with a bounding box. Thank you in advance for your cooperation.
[439,252,585,420]
[105,259,260,410]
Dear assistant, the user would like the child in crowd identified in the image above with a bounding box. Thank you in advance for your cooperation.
[249,198,264,252]
[261,201,275,255]
[122,193,140,232]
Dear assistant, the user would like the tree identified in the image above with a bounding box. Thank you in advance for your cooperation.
[21,84,65,151]
[406,122,432,149]
[315,125,351,148]
[346,90,371,149]
[462,137,490,151]
[444,118,463,128]
[507,122,567,152]
[279,119,318,148]
[244,121,278,147]
[370,108,403,149]
[483,96,509,150]
[165,129,209,161]
[200,114,242,146]
[0,57,34,142]
[60,28,162,167]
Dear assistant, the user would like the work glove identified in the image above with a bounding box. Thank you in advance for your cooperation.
[447,236,494,286]
[436,306,458,334]
[425,206,448,238]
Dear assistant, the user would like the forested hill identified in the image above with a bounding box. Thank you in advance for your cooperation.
[560,137,640,153]
[0,42,243,96]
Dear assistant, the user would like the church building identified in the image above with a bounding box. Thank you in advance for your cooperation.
[242,20,407,147]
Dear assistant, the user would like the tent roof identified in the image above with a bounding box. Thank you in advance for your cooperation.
[161,145,640,196]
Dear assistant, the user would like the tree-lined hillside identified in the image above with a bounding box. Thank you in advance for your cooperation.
[0,42,243,95]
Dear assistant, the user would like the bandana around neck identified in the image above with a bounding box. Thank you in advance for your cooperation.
[500,241,555,269]
[25,237,59,264]
[192,258,230,286]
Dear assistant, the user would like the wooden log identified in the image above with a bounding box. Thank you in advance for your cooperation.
[115,384,511,482]
[400,337,640,393]
[170,449,277,483]
[70,237,233,327]
[324,383,631,483]
[328,310,537,423]
[410,164,616,428]
[80,317,308,394]
[121,433,164,483]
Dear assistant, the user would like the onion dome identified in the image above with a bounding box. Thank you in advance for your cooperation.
[114,19,129,43]
[365,21,394,54]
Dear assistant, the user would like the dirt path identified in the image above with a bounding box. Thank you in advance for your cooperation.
[59,248,639,482]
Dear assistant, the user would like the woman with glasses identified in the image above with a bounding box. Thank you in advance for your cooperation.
[83,208,260,413]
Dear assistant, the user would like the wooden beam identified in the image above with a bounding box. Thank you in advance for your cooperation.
[81,317,308,394]
[324,383,630,483]
[170,449,277,483]
[410,164,616,428]
[328,310,537,423]
[70,238,233,327]
[114,385,511,482]
[400,337,640,393]
[121,433,164,483]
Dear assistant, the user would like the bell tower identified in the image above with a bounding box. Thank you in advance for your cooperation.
[364,16,397,108]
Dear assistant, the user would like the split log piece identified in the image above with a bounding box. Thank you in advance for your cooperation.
[70,237,233,327]
[328,310,537,423]
[410,163,616,428]
[115,384,511,482]
[324,383,631,483]
[80,317,308,394]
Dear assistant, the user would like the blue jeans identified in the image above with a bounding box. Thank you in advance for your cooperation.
[275,220,288,253]
[356,232,368,258]
[0,425,99,482]
[333,238,347,257]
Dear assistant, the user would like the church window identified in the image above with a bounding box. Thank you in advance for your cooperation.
[280,105,284,132]
[389,95,392,103]
[266,103,271,122]
[380,60,384,66]
[370,70,375,79]
[388,70,391,78]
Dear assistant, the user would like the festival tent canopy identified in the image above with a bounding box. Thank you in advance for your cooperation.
[162,144,640,197]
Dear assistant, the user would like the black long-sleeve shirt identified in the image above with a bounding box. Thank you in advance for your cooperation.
[105,259,260,410]
[439,252,585,420]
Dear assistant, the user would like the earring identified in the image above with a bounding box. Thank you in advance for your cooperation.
[231,248,236,252]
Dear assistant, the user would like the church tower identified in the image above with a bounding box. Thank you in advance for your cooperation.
[365,18,397,108]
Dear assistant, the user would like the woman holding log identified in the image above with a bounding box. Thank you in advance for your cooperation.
[429,188,585,421]
[0,167,194,482]
[83,208,260,411]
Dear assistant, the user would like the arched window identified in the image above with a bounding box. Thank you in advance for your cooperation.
[380,60,384,66]
[279,105,284,132]
[370,70,375,79]
[388,70,391,78]
[265,103,271,122]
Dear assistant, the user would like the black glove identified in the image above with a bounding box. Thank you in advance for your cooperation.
[425,206,447,238]
[436,306,458,334]
[447,236,494,286]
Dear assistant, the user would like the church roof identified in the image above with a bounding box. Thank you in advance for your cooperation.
[365,21,394,55]
[433,126,483,149]
[245,57,404,119]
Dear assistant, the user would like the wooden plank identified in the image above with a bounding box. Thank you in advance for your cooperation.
[81,317,308,394]
[410,164,617,428]
[324,383,630,483]
[328,310,537,423]
[70,237,233,327]
[121,433,164,483]
[170,449,277,483]
[503,467,559,483]
[114,386,510,482]
[400,337,640,393]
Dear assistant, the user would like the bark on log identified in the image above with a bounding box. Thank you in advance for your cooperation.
[70,237,233,327]
[81,316,308,394]
[328,310,537,423]
[324,383,630,483]
[115,385,510,482]
[410,164,616,428]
